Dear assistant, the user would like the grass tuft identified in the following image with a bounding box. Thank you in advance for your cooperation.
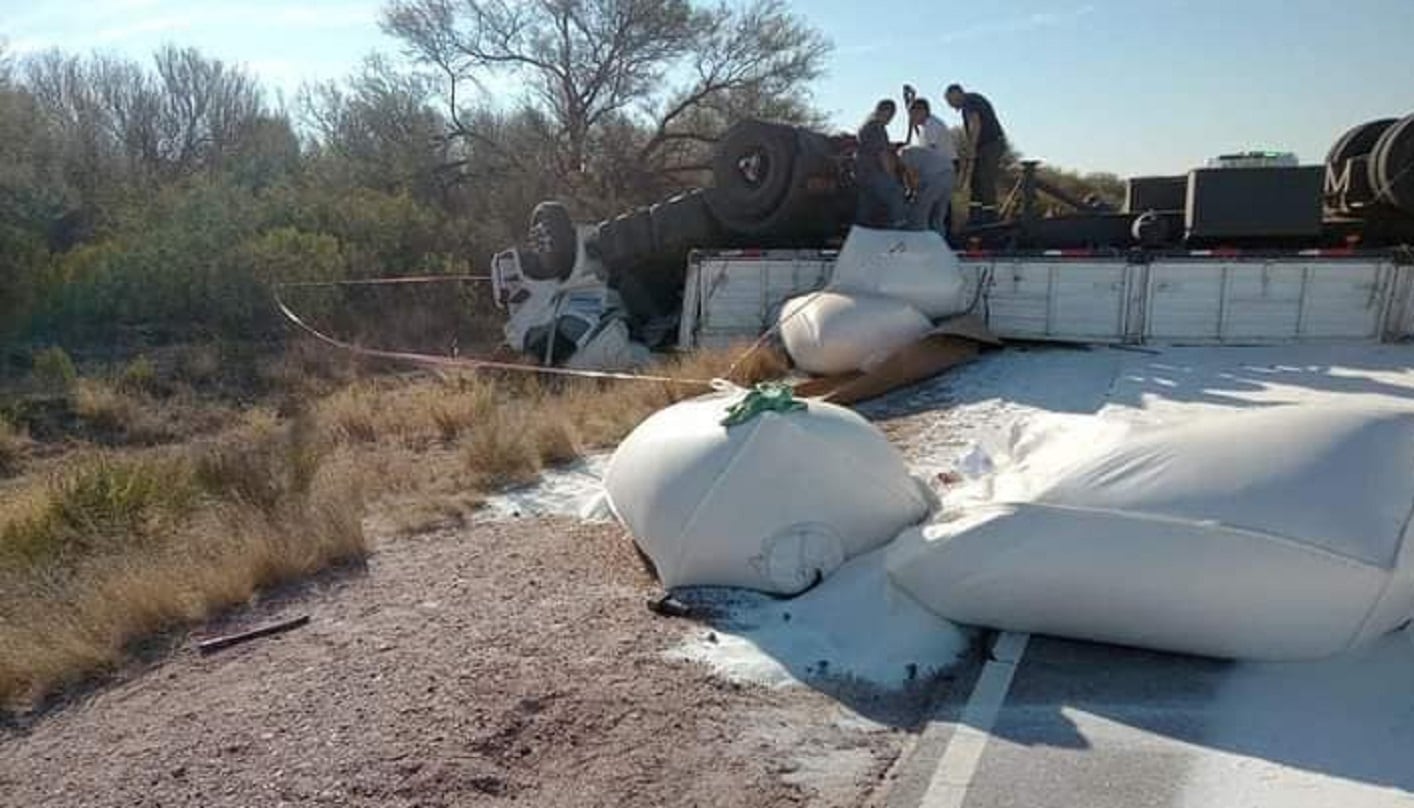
[30,347,77,397]
[72,380,174,444]
[462,406,544,489]
[115,355,160,396]
[0,415,26,477]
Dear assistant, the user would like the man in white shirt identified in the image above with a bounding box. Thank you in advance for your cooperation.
[904,98,956,235]
[909,98,957,164]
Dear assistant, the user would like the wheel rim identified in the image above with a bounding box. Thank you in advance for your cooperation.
[1370,114,1414,215]
[736,150,768,187]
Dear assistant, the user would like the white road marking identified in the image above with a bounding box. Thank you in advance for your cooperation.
[918,631,1030,808]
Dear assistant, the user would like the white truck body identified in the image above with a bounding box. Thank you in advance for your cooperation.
[679,248,1414,349]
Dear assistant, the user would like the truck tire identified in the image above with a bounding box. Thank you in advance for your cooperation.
[596,211,651,272]
[1369,114,1414,216]
[615,208,656,267]
[1327,118,1398,167]
[649,189,717,253]
[1131,211,1173,247]
[716,128,851,244]
[527,201,576,280]
[705,119,800,227]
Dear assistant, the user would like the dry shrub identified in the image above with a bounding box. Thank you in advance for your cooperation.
[462,406,544,488]
[532,403,583,466]
[318,383,383,444]
[193,412,327,512]
[423,375,497,443]
[72,380,174,444]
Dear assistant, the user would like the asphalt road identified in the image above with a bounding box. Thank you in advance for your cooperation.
[888,631,1414,808]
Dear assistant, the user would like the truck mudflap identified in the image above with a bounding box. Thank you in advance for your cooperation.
[680,248,1414,348]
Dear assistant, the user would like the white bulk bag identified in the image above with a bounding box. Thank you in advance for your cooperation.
[829,226,968,319]
[778,292,932,376]
[887,405,1414,661]
[606,390,932,595]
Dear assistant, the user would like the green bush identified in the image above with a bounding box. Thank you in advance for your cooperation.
[116,355,158,395]
[31,346,77,397]
[15,179,467,348]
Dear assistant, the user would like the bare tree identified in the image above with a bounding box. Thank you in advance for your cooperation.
[24,47,268,183]
[381,0,829,201]
[301,56,452,196]
[152,46,265,174]
[23,51,115,203]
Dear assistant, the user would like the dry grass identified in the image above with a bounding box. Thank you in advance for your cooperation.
[298,343,787,535]
[0,415,366,709]
[71,379,178,444]
[0,340,784,710]
[316,374,499,449]
[0,415,26,477]
[174,343,222,385]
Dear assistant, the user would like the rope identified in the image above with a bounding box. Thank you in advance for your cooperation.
[274,274,491,289]
[272,282,715,388]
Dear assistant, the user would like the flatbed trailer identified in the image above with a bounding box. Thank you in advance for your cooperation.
[679,246,1414,349]
[496,114,1414,368]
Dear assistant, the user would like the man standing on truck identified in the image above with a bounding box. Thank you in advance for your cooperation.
[909,98,957,165]
[855,99,906,228]
[906,98,956,236]
[945,83,1007,225]
[900,144,954,235]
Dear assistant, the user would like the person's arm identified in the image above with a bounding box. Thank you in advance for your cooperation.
[964,111,982,159]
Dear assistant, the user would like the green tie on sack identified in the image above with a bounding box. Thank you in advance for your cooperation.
[719,382,807,427]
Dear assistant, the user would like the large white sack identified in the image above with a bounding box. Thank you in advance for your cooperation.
[606,390,932,594]
[887,405,1414,660]
[778,291,931,376]
[830,226,968,318]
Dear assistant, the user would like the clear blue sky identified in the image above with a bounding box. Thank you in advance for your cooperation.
[4,0,1411,176]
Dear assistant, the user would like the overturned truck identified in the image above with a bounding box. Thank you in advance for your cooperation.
[493,113,1414,367]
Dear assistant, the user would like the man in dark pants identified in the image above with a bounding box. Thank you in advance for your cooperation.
[945,83,1007,225]
[855,99,906,228]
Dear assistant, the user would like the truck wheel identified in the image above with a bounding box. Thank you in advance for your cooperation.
[705,119,800,227]
[1131,211,1172,247]
[1369,114,1414,216]
[614,208,656,267]
[527,201,576,280]
[1327,118,1398,166]
[650,189,717,253]
[712,127,853,244]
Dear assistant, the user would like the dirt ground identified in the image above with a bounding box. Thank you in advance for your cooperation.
[0,516,942,807]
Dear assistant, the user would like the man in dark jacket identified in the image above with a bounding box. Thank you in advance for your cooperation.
[945,84,1007,224]
[855,99,906,228]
